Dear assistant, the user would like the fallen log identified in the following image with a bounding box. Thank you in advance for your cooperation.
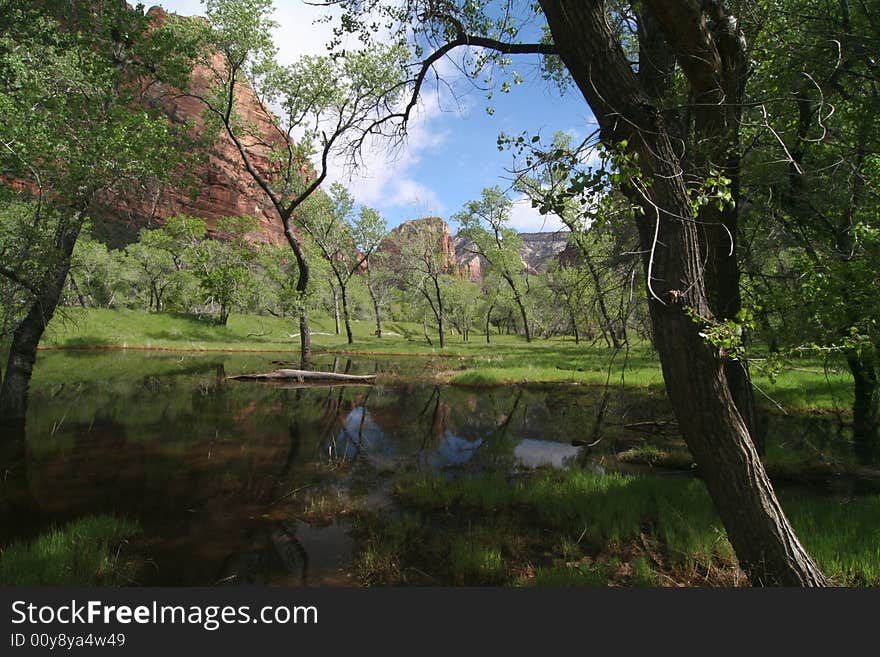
[623,420,678,435]
[229,369,377,384]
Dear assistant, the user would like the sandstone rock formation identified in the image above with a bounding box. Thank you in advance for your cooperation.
[92,6,291,246]
[384,217,570,280]
[380,217,458,271]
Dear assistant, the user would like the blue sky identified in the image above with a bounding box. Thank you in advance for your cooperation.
[157,1,594,233]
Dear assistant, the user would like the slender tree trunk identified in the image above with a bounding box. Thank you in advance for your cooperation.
[585,257,622,349]
[68,272,87,308]
[367,275,382,338]
[485,302,494,344]
[340,283,354,344]
[566,299,580,344]
[422,314,433,347]
[501,273,531,342]
[847,352,880,465]
[299,309,310,369]
[541,0,825,586]
[283,217,310,368]
[514,291,531,342]
[330,282,341,335]
[432,277,445,349]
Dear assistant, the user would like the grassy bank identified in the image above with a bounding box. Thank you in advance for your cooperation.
[351,469,880,587]
[31,308,854,413]
[0,515,142,586]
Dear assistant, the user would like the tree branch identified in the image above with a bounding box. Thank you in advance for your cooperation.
[0,266,38,296]
[358,35,556,142]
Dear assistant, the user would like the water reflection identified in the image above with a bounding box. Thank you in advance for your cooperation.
[1,350,860,585]
[514,439,583,470]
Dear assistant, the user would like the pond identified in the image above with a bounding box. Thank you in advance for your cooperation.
[0,350,866,586]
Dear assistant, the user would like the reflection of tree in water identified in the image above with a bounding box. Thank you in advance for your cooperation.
[217,388,312,586]
[0,420,41,544]
[217,381,367,586]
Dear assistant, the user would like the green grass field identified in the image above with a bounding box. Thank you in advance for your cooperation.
[33,307,854,413]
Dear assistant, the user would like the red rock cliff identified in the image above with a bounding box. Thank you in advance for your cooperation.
[92,6,292,245]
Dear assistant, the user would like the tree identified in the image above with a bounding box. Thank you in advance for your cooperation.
[303,183,387,343]
[390,224,451,348]
[0,1,196,429]
[191,0,407,365]
[192,215,259,325]
[544,262,589,343]
[124,239,177,312]
[67,228,126,309]
[455,187,532,342]
[364,251,396,338]
[741,0,880,465]
[514,132,640,349]
[328,0,826,585]
[445,276,482,341]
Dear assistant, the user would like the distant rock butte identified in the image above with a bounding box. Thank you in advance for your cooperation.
[387,217,570,280]
[381,217,458,272]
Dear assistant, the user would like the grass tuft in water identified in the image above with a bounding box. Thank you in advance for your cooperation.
[0,515,142,586]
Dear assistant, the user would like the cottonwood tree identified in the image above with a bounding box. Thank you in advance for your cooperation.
[543,261,591,344]
[189,0,407,365]
[741,0,880,465]
[303,183,387,344]
[455,187,532,342]
[325,0,827,585]
[514,132,640,349]
[66,230,124,308]
[192,215,260,325]
[124,238,177,312]
[116,216,207,312]
[364,252,396,338]
[0,1,197,431]
[389,226,451,348]
[445,276,482,341]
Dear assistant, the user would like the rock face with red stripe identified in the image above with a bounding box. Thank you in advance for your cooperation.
[92,6,292,246]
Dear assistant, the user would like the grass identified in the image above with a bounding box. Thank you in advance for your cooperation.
[0,515,142,586]
[29,307,855,413]
[350,468,880,587]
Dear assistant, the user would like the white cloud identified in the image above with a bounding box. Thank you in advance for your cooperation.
[160,0,342,59]
[160,1,449,221]
[324,81,452,219]
[508,195,568,233]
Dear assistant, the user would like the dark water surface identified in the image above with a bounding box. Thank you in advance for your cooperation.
[0,350,860,585]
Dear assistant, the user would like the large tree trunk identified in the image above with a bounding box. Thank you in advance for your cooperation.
[540,0,826,586]
[847,352,880,465]
[1,220,81,425]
